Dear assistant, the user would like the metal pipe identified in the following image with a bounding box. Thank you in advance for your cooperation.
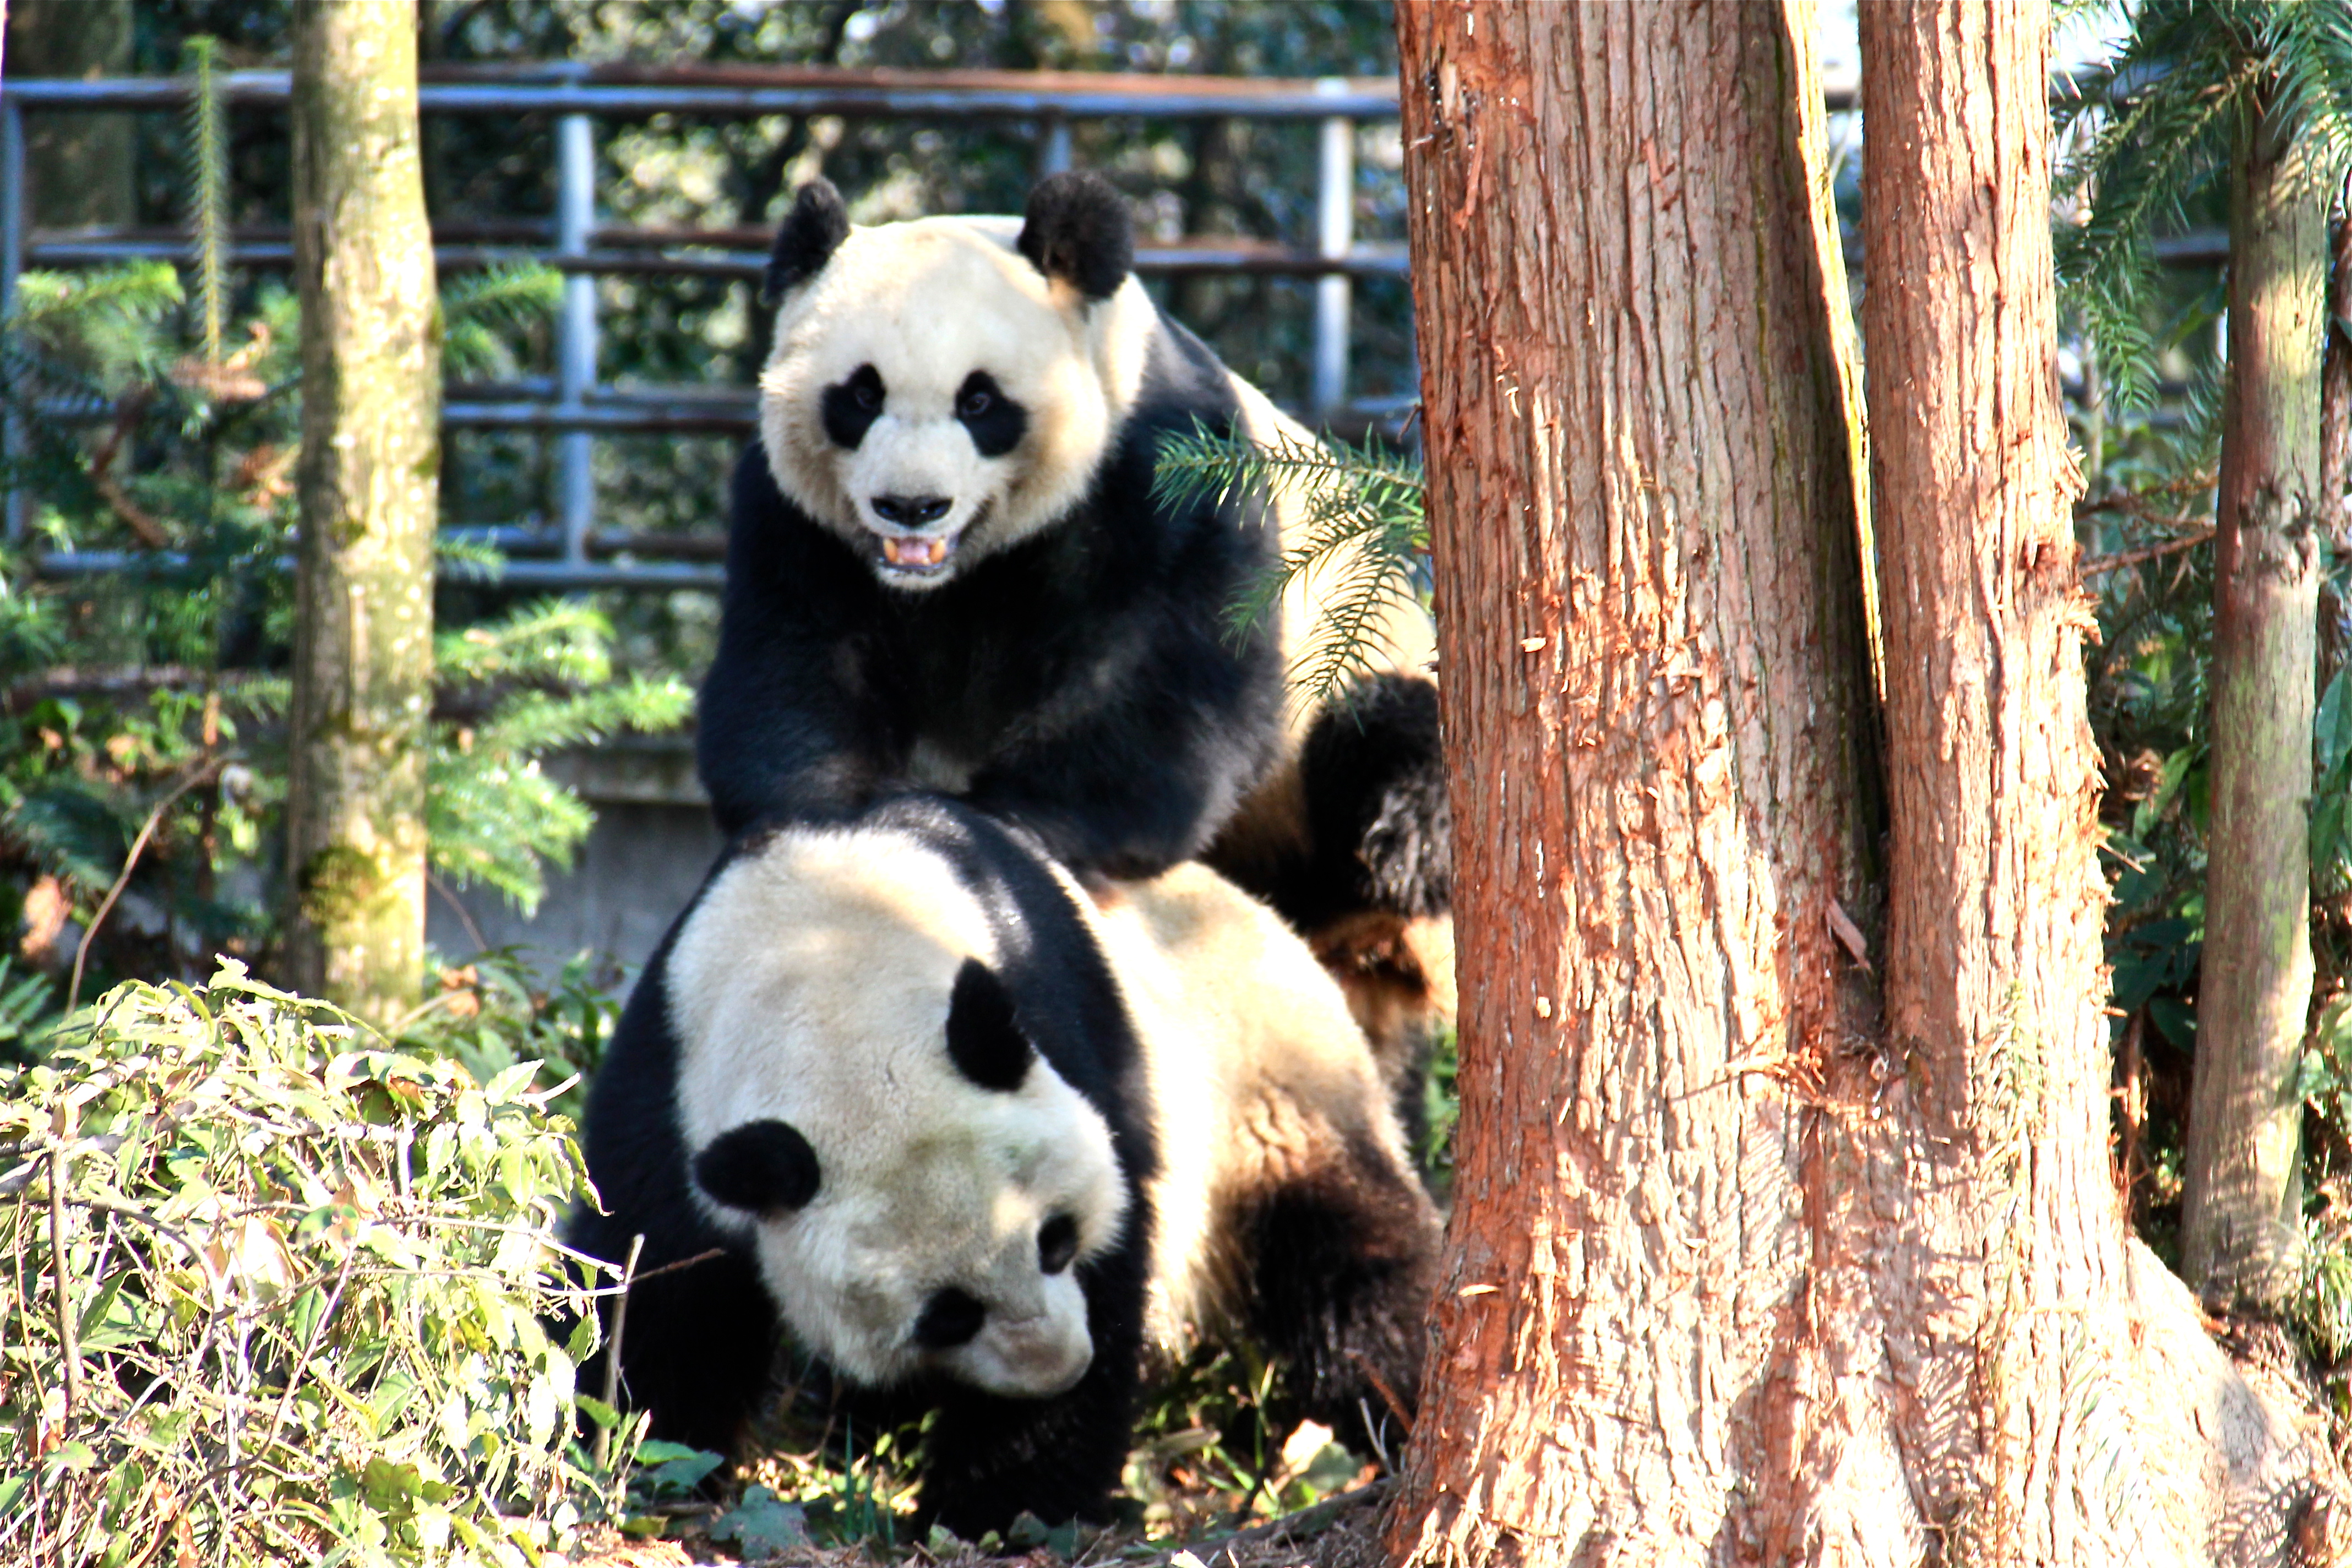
[556,111,597,565]
[0,70,1405,121]
[1037,115,1071,179]
[21,235,1415,279]
[2,100,25,542]
[1313,80,1353,417]
[33,549,726,592]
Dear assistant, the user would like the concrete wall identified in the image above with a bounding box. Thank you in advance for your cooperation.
[424,737,722,983]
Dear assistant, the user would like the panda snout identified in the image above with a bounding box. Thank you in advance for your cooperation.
[870,494,952,527]
[967,1311,1093,1397]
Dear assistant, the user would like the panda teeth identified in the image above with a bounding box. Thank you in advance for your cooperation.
[883,536,950,569]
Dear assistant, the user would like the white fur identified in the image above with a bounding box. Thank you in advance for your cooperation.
[1056,861,1406,1354]
[664,818,1408,1397]
[759,214,1159,590]
[667,826,1128,1395]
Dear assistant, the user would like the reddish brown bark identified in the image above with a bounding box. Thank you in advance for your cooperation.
[1386,3,1872,1560]
[1385,1,2321,1561]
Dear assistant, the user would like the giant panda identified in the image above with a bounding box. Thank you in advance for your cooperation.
[569,794,1440,1537]
[692,170,1451,1074]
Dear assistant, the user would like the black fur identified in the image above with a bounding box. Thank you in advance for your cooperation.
[945,957,1032,1091]
[1240,1121,1439,1449]
[697,306,1284,882]
[1016,171,1133,300]
[1211,672,1452,935]
[570,798,1156,1537]
[819,363,886,449]
[954,371,1026,456]
[764,178,851,304]
[693,1119,821,1214]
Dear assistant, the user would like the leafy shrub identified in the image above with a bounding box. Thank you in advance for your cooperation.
[0,962,611,1567]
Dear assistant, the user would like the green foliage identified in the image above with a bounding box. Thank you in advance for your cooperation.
[1153,425,1428,713]
[1,227,660,1008]
[428,601,692,914]
[2057,0,2352,409]
[184,37,231,366]
[439,266,565,383]
[0,961,612,1567]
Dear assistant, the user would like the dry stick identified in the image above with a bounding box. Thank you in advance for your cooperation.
[50,1104,80,1427]
[2079,526,2217,580]
[428,869,489,954]
[67,755,230,1014]
[258,1252,356,1462]
[594,1232,647,1473]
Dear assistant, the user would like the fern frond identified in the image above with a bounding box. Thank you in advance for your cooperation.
[435,598,613,686]
[1155,424,1431,712]
[440,262,563,380]
[183,37,229,366]
[472,675,693,757]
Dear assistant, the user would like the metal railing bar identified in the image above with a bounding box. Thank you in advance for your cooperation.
[443,525,727,562]
[31,549,727,592]
[1,70,1404,121]
[19,236,1415,280]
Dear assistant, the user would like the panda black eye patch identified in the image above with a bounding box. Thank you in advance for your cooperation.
[954,371,1027,458]
[911,1286,987,1349]
[946,957,1033,1091]
[821,364,887,449]
[1037,1213,1080,1276]
[693,1119,822,1214]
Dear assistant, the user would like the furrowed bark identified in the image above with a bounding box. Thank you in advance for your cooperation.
[284,0,438,1021]
[1385,4,1875,1560]
[1385,0,2323,1560]
[2181,101,2327,1310]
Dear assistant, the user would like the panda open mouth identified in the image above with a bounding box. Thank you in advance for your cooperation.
[881,535,953,571]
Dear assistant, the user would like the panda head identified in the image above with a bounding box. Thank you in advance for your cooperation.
[668,827,1130,1397]
[754,171,1151,590]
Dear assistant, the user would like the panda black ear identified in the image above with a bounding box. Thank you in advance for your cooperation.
[1017,171,1132,303]
[946,958,1033,1092]
[763,179,851,305]
[694,1119,822,1214]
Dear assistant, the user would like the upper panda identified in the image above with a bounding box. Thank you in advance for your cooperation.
[697,171,1443,900]
[696,170,1292,881]
[568,794,1440,1536]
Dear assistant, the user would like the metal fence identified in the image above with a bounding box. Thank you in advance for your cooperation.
[0,62,1410,591]
[0,62,2233,594]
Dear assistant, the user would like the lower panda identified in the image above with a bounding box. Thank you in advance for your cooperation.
[570,794,1440,1536]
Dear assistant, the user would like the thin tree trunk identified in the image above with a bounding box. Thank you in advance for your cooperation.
[2180,99,2328,1310]
[2317,202,2350,680]
[285,0,438,1022]
[1385,2,2320,1561]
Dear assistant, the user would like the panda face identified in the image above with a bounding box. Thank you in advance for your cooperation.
[755,177,1155,591]
[667,827,1131,1396]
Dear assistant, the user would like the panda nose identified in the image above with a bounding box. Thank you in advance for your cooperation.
[872,495,952,527]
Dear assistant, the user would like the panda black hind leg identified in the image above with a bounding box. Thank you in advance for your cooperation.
[1235,1120,1441,1457]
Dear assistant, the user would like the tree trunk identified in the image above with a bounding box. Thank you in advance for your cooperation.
[4,0,133,232]
[1385,2,2320,1562]
[2180,100,2328,1310]
[284,0,438,1022]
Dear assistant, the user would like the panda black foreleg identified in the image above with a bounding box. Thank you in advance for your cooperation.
[914,1250,1150,1537]
[1238,1128,1441,1456]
